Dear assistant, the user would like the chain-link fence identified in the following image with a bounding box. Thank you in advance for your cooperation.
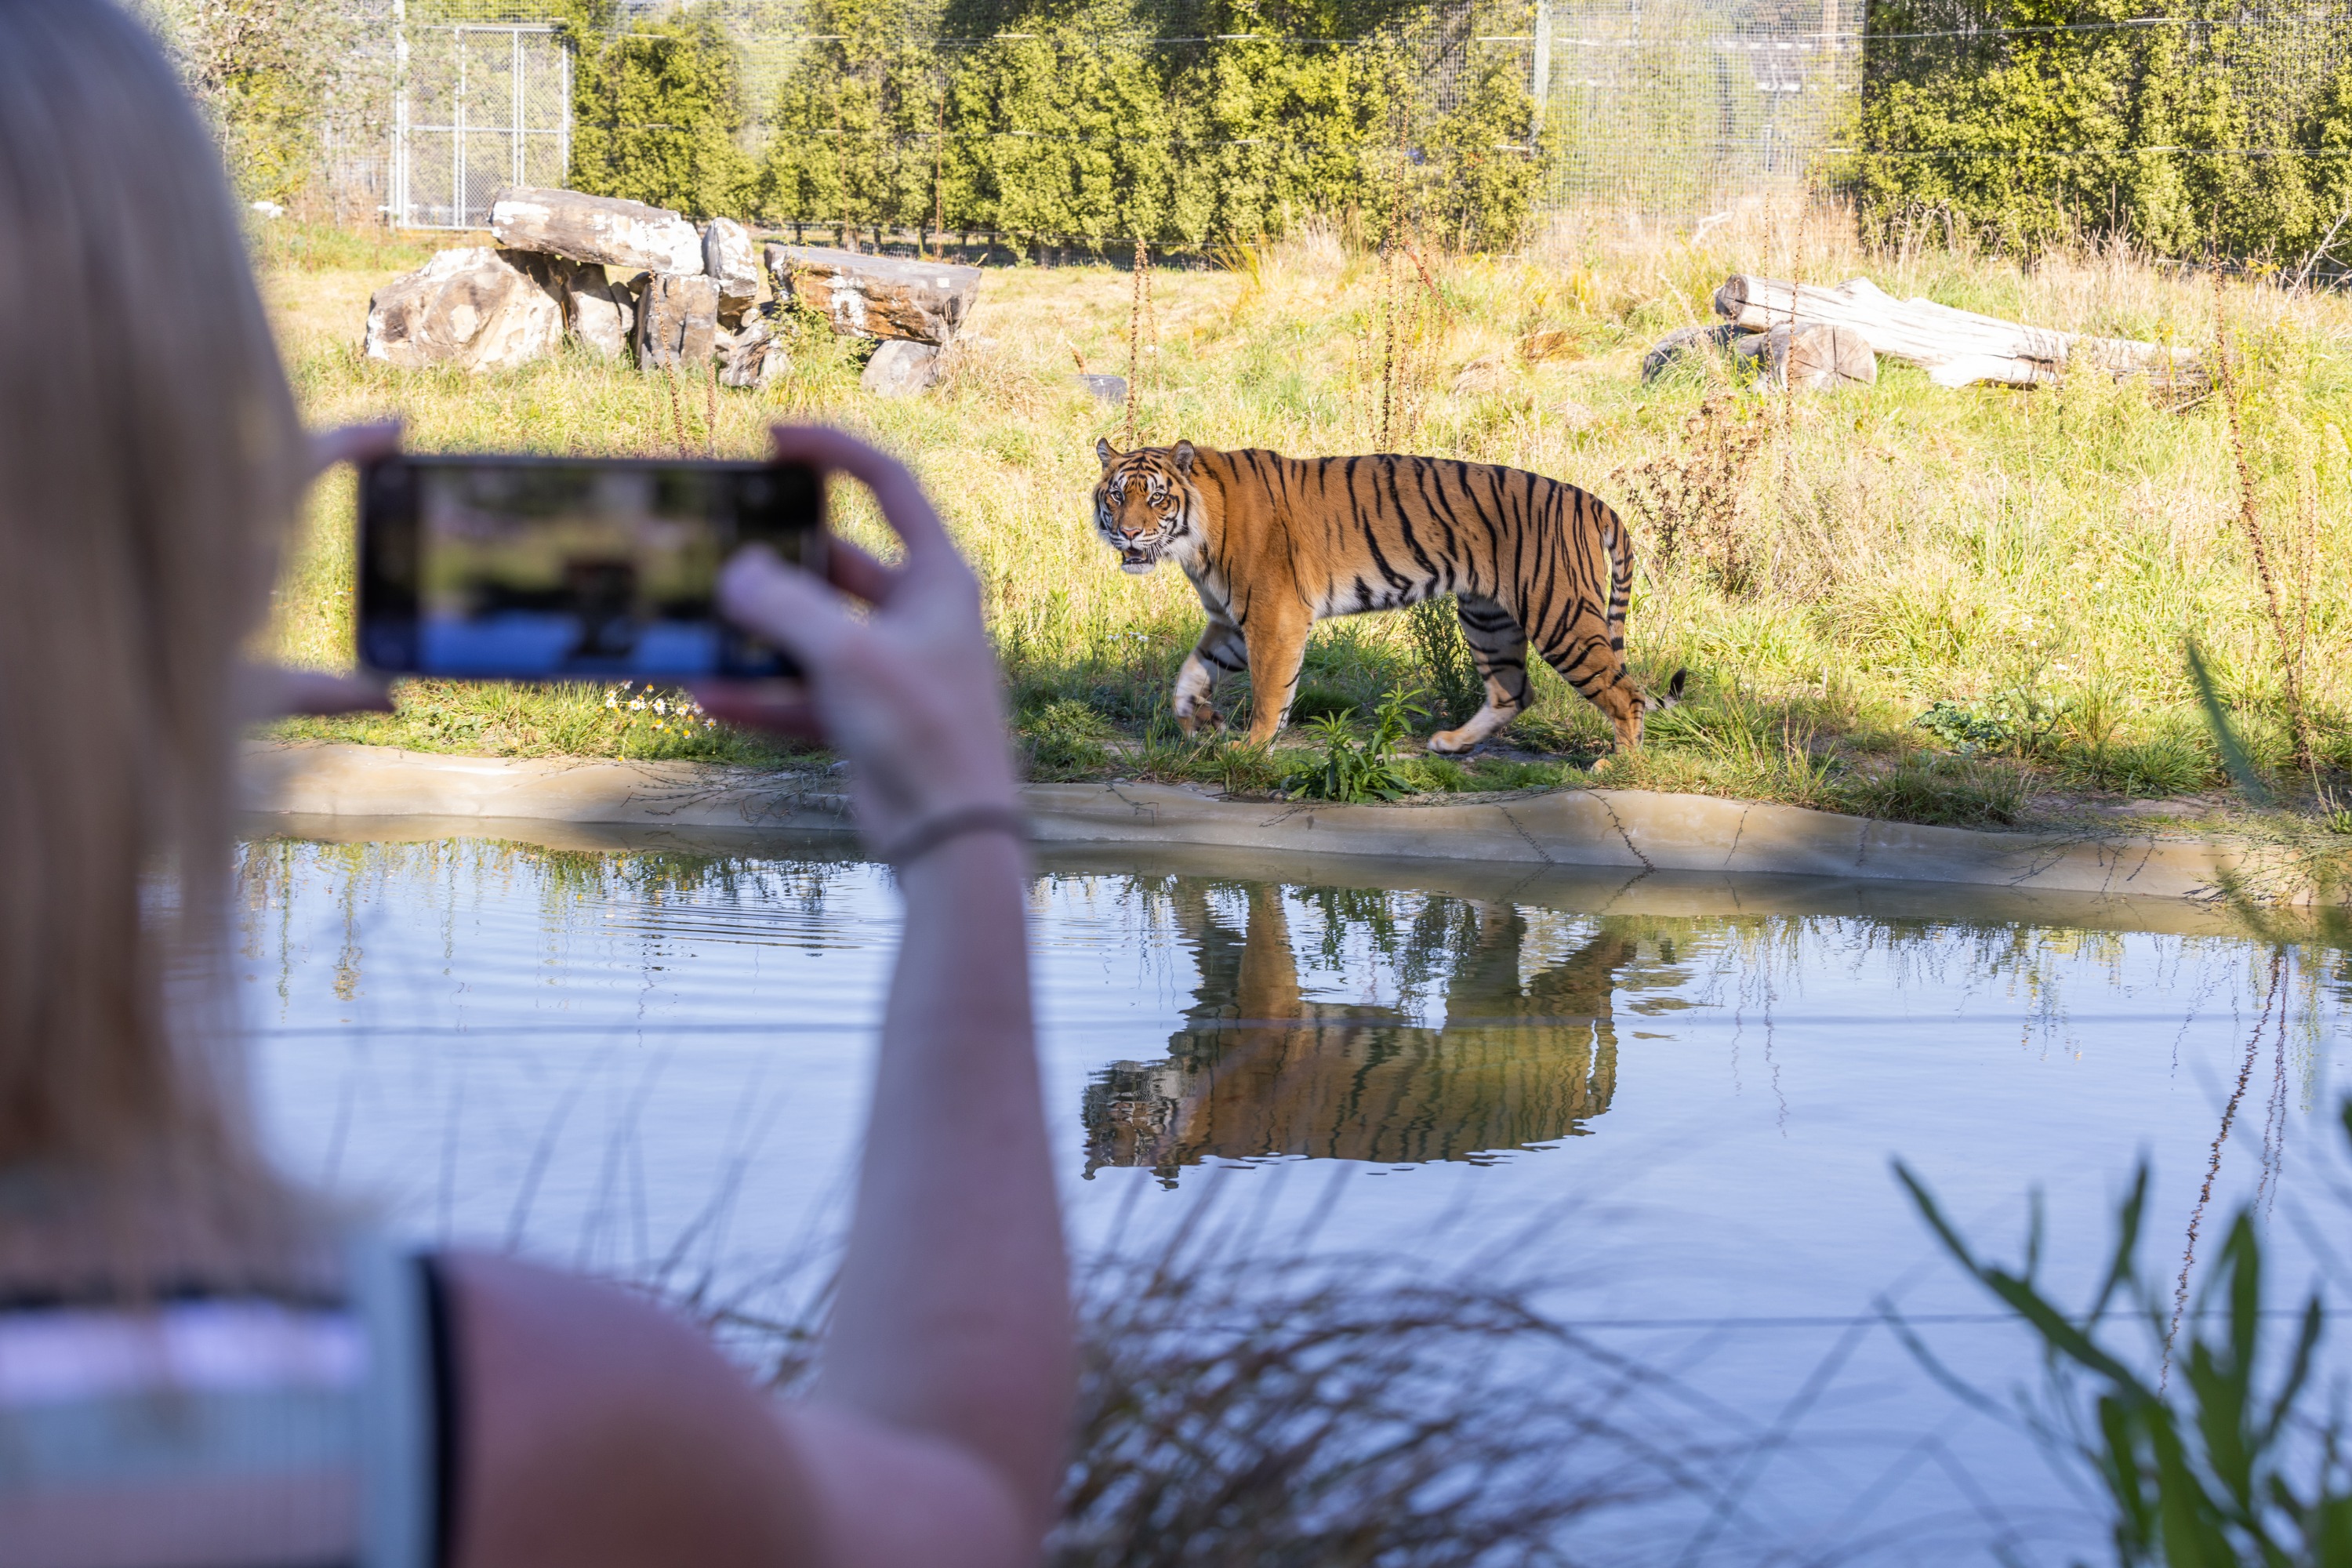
[304,0,2345,244]
[393,20,572,227]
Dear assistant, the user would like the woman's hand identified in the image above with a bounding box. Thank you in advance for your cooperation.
[694,426,1019,854]
[240,420,405,723]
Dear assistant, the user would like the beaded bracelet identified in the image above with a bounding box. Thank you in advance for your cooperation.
[877,804,1030,869]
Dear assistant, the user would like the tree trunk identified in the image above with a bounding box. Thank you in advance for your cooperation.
[1715,274,2204,390]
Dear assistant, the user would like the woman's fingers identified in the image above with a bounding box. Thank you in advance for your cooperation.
[826,537,901,606]
[238,664,394,722]
[309,420,401,477]
[717,546,858,667]
[768,426,953,563]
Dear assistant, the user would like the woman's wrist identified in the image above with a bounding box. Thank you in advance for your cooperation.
[874,804,1028,869]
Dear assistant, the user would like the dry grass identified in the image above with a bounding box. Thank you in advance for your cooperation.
[256,204,2352,830]
[690,1197,1726,1568]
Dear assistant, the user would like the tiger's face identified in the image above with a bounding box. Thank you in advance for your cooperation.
[1093,438,1200,575]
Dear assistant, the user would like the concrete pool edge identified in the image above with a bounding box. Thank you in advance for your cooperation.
[241,740,2314,904]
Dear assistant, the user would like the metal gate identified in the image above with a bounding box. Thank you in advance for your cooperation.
[391,20,572,230]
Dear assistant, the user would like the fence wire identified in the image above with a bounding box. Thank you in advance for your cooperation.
[310,0,2348,236]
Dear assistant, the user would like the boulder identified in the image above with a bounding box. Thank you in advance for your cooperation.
[717,318,787,390]
[1077,373,1127,404]
[566,269,637,360]
[702,217,761,328]
[363,246,564,373]
[764,245,981,344]
[636,272,719,371]
[1733,322,1878,390]
[862,339,941,396]
[489,187,702,275]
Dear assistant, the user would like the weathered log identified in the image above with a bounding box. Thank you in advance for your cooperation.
[363,246,563,373]
[635,272,718,371]
[702,217,760,328]
[764,245,981,344]
[1641,323,1743,383]
[1715,274,2201,390]
[490,187,702,275]
[1733,322,1878,390]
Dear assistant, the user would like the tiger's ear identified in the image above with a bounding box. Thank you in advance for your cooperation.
[1173,440,1196,475]
[1095,436,1116,470]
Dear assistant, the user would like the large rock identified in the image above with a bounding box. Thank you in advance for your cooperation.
[636,272,719,371]
[567,269,637,360]
[717,318,787,390]
[861,339,941,396]
[764,245,980,344]
[490,187,702,275]
[702,217,760,328]
[363,246,564,373]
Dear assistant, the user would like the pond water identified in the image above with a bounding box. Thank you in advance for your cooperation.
[238,820,2352,1566]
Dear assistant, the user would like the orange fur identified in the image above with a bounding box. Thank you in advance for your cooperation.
[1092,438,1671,752]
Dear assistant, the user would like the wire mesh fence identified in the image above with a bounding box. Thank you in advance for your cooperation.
[288,0,2349,246]
[394,21,573,228]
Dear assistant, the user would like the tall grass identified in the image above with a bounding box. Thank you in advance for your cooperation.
[703,1196,1724,1568]
[258,205,2352,826]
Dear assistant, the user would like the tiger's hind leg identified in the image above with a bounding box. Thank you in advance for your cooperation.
[1428,594,1533,755]
[1533,622,1650,750]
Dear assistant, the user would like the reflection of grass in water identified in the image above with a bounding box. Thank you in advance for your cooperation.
[700,1195,1725,1566]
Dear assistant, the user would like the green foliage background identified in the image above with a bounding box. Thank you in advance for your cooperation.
[561,0,1542,248]
[1851,0,2352,263]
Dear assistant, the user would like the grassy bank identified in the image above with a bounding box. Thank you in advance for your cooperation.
[257,209,2352,836]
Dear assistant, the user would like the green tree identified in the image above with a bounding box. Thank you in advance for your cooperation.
[572,2,754,218]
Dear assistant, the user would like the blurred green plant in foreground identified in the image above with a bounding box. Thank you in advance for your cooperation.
[1900,1102,2352,1567]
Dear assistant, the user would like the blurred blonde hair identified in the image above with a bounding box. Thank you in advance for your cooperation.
[0,0,316,1290]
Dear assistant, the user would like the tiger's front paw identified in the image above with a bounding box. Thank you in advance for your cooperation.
[1176,705,1224,736]
[1426,726,1481,756]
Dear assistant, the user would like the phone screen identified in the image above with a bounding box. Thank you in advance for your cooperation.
[358,456,822,679]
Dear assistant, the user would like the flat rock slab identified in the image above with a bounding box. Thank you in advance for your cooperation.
[363,246,563,372]
[764,245,980,343]
[491,186,702,275]
[241,744,2309,906]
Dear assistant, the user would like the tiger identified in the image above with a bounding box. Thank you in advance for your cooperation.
[1091,438,1683,753]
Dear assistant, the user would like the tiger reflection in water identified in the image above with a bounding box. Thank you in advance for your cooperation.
[1083,887,1671,1181]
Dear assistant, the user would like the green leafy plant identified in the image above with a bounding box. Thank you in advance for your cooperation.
[1915,699,2016,755]
[1284,685,1425,803]
[1896,1105,2352,1568]
[1407,596,1483,732]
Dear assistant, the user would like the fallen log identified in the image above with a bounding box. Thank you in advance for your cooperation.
[1714,274,2204,391]
[764,245,982,344]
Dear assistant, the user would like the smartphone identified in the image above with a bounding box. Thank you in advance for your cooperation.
[357,454,824,679]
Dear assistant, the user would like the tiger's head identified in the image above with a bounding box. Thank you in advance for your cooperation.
[1093,438,1202,575]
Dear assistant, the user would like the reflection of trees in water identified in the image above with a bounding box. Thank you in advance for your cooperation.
[1082,883,1690,1180]
[234,837,846,1002]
